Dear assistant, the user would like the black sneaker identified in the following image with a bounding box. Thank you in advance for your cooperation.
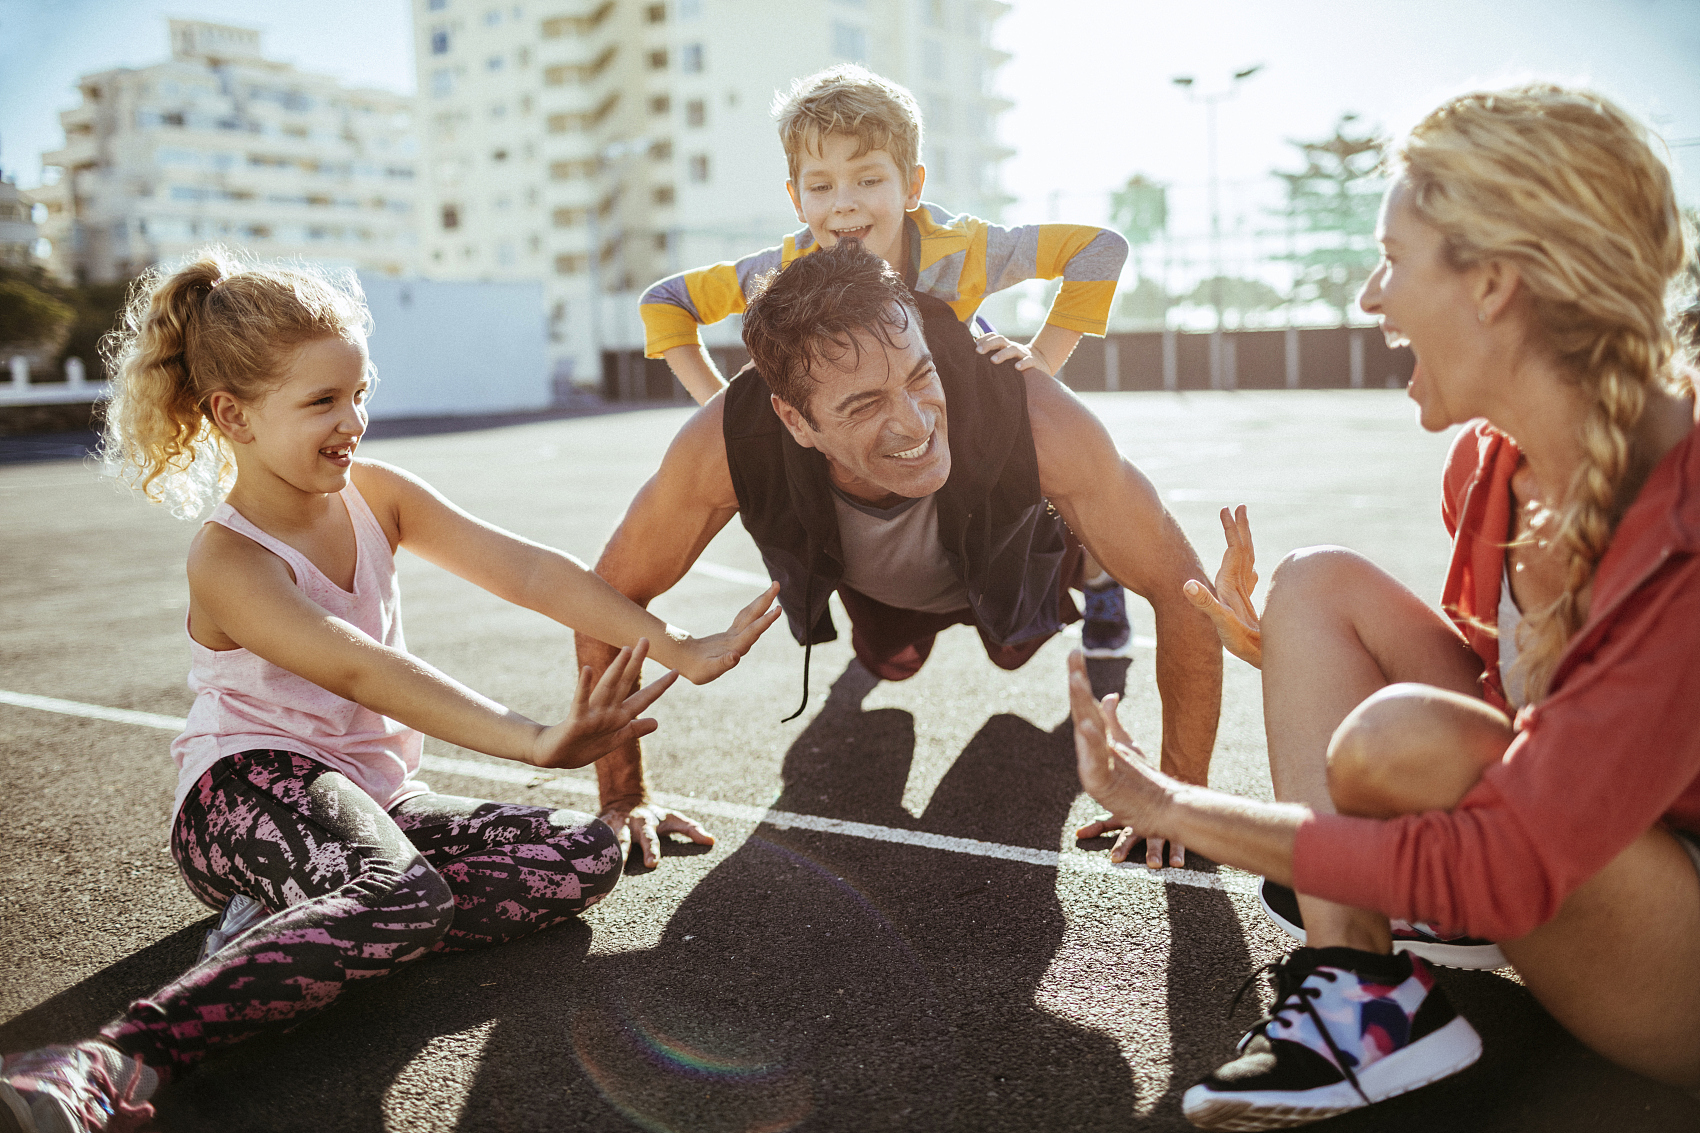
[1182,947,1482,1130]
[1081,580,1133,657]
[1259,879,1507,970]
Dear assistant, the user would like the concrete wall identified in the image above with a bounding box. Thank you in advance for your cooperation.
[360,274,550,419]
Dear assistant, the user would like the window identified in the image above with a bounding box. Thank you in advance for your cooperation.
[678,0,701,16]
[429,0,447,9]
[831,22,865,62]
[645,3,666,21]
[552,206,586,227]
[680,43,704,72]
[487,55,504,71]
[647,48,668,70]
[431,68,454,97]
[653,231,670,251]
[653,184,676,205]
[484,7,501,23]
[442,204,460,229]
[555,253,587,274]
[492,148,509,162]
[431,29,450,54]
[688,154,709,182]
[649,94,671,114]
[685,98,705,127]
[650,138,673,160]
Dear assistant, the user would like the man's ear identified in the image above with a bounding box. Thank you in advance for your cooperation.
[904,163,925,211]
[771,393,818,449]
[206,389,253,445]
[785,179,806,224]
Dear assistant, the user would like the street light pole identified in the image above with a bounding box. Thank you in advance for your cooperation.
[1172,65,1262,390]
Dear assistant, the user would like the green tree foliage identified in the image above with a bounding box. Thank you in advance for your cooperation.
[1183,275,1284,315]
[1109,175,1168,276]
[1116,276,1176,326]
[1275,113,1386,323]
[0,271,75,349]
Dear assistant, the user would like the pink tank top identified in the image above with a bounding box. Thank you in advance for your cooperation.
[170,484,428,820]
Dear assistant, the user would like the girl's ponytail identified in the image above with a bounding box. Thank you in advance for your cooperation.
[99,248,371,517]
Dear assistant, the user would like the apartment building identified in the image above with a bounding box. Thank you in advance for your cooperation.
[35,20,420,285]
[413,0,1014,383]
[0,175,40,268]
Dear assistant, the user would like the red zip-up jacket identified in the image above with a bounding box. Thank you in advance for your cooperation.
[1293,409,1700,942]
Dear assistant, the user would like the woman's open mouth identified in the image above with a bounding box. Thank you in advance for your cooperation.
[320,443,357,466]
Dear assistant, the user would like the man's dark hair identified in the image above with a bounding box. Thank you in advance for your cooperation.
[741,240,919,426]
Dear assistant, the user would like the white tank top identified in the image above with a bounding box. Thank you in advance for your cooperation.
[169,484,428,821]
[1497,563,1530,711]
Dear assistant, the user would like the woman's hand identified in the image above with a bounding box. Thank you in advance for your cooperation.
[673,582,782,685]
[533,640,679,768]
[1184,504,1263,668]
[975,331,1053,376]
[1068,651,1182,867]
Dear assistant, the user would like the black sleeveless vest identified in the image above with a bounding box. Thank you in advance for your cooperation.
[722,291,1070,650]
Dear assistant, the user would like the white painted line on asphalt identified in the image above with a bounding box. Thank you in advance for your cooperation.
[688,560,772,588]
[0,689,190,732]
[1,690,1256,896]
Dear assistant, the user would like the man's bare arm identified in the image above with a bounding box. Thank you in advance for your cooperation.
[575,393,741,865]
[1026,370,1222,786]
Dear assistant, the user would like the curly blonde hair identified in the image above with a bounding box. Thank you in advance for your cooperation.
[100,249,372,517]
[772,64,923,184]
[1396,85,1691,700]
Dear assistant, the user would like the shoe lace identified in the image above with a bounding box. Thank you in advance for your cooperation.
[1228,955,1371,1105]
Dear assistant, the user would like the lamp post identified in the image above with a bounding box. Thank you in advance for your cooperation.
[1172,64,1262,390]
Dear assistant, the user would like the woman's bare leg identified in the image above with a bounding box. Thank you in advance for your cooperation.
[1259,546,1485,951]
[1329,687,1700,1088]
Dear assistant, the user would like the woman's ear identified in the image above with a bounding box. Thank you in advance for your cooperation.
[1472,258,1523,327]
[207,389,253,445]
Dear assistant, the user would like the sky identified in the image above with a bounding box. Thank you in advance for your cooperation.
[2,0,1697,251]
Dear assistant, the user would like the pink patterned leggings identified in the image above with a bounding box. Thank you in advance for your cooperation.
[102,750,622,1077]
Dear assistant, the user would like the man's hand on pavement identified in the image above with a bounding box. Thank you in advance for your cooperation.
[1068,651,1187,868]
[599,800,715,869]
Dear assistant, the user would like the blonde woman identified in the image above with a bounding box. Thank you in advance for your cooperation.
[1070,85,1699,1129]
[0,253,778,1133]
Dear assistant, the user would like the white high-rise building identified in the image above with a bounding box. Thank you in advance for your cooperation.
[412,0,1014,385]
[35,20,420,285]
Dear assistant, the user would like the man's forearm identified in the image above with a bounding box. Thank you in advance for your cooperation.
[575,631,649,810]
[1153,592,1223,786]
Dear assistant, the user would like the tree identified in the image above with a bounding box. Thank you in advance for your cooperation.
[1274,114,1385,323]
[1109,174,1168,278]
[0,272,74,349]
[1116,276,1176,327]
[1183,275,1284,315]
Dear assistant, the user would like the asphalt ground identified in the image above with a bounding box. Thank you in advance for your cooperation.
[2,390,1695,1132]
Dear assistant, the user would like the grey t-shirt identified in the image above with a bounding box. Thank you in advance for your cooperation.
[830,486,970,614]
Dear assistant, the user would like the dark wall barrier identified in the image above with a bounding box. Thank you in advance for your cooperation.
[596,329,1411,401]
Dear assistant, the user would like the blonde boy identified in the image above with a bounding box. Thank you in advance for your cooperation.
[639,64,1130,405]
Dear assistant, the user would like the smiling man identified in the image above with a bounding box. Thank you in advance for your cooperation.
[579,243,1223,869]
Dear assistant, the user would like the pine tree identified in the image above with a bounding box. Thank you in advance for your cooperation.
[1275,114,1385,323]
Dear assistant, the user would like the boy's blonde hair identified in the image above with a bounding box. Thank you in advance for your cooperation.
[100,247,373,517]
[772,64,923,184]
[1395,84,1689,700]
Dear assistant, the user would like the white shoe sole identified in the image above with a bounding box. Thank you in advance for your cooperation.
[1257,883,1508,971]
[1181,1014,1484,1130]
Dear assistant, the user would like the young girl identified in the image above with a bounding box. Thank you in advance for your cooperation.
[1071,85,1698,1128]
[0,252,779,1133]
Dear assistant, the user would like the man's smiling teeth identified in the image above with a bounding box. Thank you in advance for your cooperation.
[888,436,930,460]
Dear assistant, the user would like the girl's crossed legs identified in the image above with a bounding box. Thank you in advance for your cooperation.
[1267,547,1700,1088]
[102,750,621,1078]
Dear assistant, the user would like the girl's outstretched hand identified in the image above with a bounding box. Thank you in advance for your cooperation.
[675,582,782,685]
[534,640,679,768]
[1184,504,1263,668]
[1068,651,1178,864]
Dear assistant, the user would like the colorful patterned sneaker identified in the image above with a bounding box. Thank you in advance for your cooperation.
[1081,580,1133,658]
[0,1041,157,1133]
[1259,879,1507,971]
[1182,946,1481,1130]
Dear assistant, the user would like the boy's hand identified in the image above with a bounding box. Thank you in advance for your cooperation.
[533,640,679,768]
[975,331,1053,377]
[674,582,782,684]
[1183,505,1263,669]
